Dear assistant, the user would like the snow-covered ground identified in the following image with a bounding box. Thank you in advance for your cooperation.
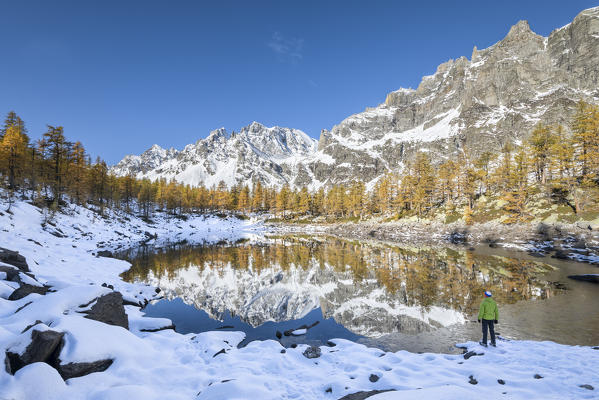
[0,200,598,399]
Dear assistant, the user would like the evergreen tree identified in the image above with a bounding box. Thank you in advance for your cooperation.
[527,123,556,185]
[41,125,72,205]
[1,111,28,142]
[0,126,28,190]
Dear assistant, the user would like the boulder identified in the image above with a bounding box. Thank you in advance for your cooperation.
[56,359,113,380]
[463,350,484,360]
[302,346,321,359]
[369,374,380,382]
[0,264,21,282]
[83,292,129,330]
[0,247,29,272]
[8,283,50,300]
[5,329,64,374]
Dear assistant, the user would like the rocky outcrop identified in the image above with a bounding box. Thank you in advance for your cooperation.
[8,283,50,300]
[5,329,64,375]
[308,7,599,186]
[0,247,29,272]
[82,292,129,330]
[4,327,114,380]
[56,359,114,380]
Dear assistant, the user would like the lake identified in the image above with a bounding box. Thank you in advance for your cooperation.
[121,235,599,353]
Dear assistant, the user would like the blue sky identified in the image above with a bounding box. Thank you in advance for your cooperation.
[0,0,596,164]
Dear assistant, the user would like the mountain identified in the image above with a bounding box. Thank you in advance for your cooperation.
[111,122,318,188]
[112,7,599,189]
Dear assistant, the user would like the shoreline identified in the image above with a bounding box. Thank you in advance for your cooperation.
[267,219,599,264]
[1,201,598,399]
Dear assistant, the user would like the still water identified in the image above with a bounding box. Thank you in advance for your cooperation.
[121,235,599,353]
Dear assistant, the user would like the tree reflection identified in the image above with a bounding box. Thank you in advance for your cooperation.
[121,235,558,314]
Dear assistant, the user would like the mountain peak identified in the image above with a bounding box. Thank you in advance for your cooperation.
[503,20,537,42]
[207,127,228,140]
[241,121,267,133]
[143,144,166,156]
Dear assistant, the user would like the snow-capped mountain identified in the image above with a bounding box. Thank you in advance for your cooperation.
[112,7,599,189]
[111,122,317,188]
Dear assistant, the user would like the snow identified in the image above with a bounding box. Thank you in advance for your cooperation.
[388,108,461,144]
[291,328,307,335]
[111,122,317,189]
[0,198,597,399]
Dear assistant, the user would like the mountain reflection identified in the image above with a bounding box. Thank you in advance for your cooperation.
[121,236,560,337]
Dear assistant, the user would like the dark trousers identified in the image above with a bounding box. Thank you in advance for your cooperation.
[481,319,496,344]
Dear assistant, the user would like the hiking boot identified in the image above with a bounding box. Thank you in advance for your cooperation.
[491,342,496,347]
[479,341,487,347]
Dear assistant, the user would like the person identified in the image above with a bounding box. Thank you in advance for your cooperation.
[478,290,498,347]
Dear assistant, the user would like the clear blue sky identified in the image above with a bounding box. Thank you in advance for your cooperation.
[0,0,595,164]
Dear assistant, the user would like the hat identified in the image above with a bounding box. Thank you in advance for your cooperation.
[484,290,492,297]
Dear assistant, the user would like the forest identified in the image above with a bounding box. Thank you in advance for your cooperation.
[1,100,598,224]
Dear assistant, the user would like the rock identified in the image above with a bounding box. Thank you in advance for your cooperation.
[468,375,478,385]
[5,329,64,374]
[326,341,337,347]
[369,374,380,383]
[534,374,543,379]
[553,250,570,259]
[140,324,175,332]
[96,250,113,258]
[275,331,282,339]
[0,247,29,272]
[338,390,396,400]
[579,384,594,390]
[280,349,286,354]
[302,346,321,359]
[14,301,33,313]
[0,265,21,282]
[8,283,49,300]
[56,359,113,380]
[498,379,505,385]
[215,325,234,330]
[568,274,599,284]
[21,320,44,333]
[83,292,129,330]
[463,351,484,360]
[213,349,226,357]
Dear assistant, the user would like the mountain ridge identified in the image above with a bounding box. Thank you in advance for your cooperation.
[112,6,599,189]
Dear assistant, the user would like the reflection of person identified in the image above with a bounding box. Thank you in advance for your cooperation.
[478,290,499,347]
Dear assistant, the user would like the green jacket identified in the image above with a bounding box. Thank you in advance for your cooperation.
[478,297,499,321]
